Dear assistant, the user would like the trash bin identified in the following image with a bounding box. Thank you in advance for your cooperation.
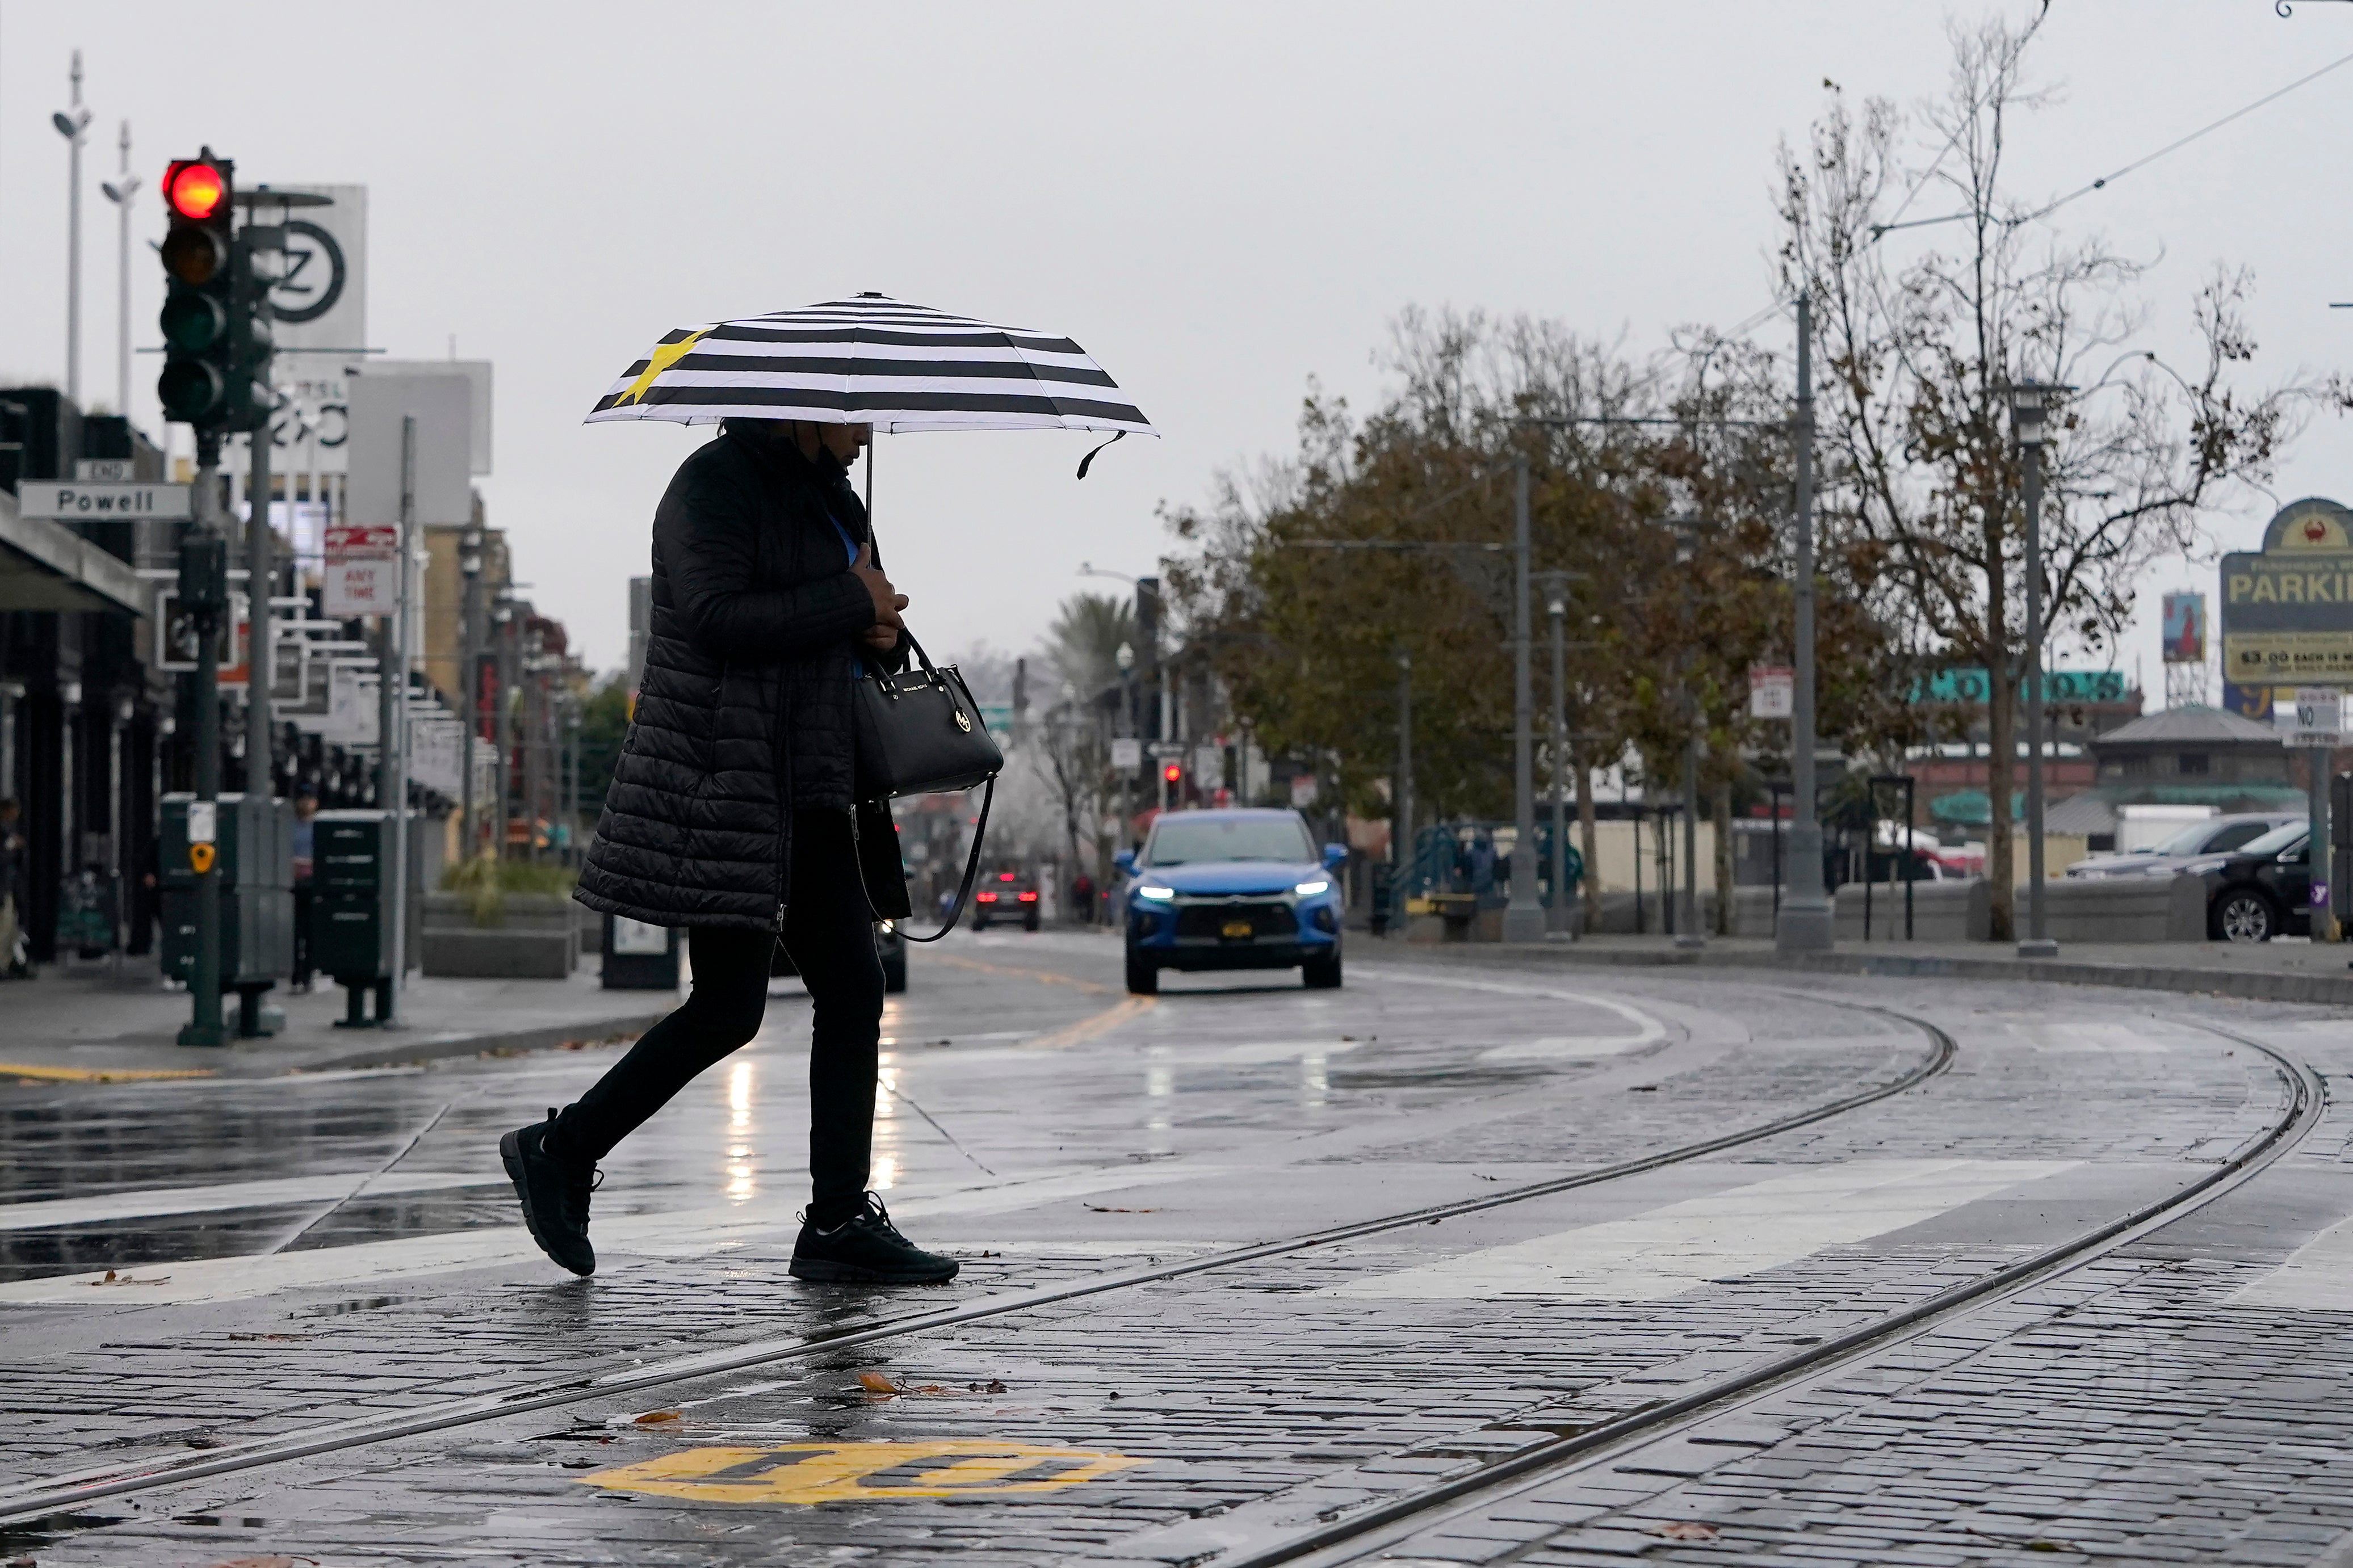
[601,914,681,990]
[311,809,400,1027]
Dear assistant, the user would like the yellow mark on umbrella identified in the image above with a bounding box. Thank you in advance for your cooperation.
[614,329,711,406]
[580,1439,1147,1504]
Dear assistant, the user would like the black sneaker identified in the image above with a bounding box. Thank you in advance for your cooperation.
[788,1195,959,1285]
[500,1108,599,1277]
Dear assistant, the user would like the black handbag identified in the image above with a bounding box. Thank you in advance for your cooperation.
[849,630,1004,942]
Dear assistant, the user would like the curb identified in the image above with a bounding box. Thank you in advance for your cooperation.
[1390,939,2353,1008]
[221,1009,677,1078]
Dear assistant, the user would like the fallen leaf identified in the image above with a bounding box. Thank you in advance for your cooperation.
[1629,1084,1659,1093]
[1648,1521,1718,1541]
[632,1410,682,1425]
[857,1372,901,1395]
[968,1379,1009,1394]
[89,1269,171,1287]
[910,1384,951,1395]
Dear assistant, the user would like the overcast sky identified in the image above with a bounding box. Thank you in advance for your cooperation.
[3,1,2348,695]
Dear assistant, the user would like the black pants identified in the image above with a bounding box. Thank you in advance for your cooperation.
[553,811,884,1224]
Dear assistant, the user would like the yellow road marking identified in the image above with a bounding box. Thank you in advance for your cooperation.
[1023,994,1155,1050]
[581,1440,1146,1504]
[0,1063,217,1083]
[929,952,1115,995]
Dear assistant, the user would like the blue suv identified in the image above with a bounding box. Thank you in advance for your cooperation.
[1116,808,1347,995]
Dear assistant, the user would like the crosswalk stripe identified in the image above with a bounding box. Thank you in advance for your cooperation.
[1325,1158,2082,1301]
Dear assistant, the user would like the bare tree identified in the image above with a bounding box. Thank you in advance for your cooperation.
[1780,14,2311,937]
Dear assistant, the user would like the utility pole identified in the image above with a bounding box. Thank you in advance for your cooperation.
[1776,292,1835,951]
[374,416,417,1024]
[1503,456,1546,942]
[1394,650,1414,890]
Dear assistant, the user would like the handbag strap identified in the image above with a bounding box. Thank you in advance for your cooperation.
[850,778,993,944]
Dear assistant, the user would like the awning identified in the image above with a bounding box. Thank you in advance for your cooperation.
[0,489,146,613]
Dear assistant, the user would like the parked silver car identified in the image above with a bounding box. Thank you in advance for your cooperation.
[2063,813,2304,880]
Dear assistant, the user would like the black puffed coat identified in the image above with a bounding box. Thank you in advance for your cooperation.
[575,424,908,931]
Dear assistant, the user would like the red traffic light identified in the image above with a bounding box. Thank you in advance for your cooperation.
[166,161,227,220]
[1161,763,1182,783]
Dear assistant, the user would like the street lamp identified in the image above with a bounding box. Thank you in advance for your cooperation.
[99,122,138,421]
[53,51,91,407]
[1777,292,1835,952]
[1669,519,1706,951]
[1114,640,1136,847]
[1542,590,1571,938]
[458,525,484,860]
[2008,379,2063,959]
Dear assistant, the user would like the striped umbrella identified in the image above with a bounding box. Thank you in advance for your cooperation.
[585,293,1154,439]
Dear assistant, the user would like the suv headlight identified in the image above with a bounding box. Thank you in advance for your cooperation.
[1294,879,1331,897]
[1136,884,1176,902]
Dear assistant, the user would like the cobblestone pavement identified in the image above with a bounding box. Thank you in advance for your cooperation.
[1,932,2346,1566]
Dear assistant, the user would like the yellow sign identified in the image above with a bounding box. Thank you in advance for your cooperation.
[580,1440,1147,1504]
[2222,498,2353,688]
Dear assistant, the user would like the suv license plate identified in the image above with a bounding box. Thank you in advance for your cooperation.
[1222,919,1253,939]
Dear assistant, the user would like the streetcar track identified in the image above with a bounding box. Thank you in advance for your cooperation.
[1189,1018,2327,1568]
[0,991,1954,1527]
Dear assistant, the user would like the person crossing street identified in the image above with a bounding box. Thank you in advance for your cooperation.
[502,416,957,1286]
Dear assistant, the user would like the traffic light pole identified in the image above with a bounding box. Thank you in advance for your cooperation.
[178,438,230,1049]
[245,424,273,792]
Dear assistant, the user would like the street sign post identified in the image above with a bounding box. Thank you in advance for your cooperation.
[323,523,399,617]
[19,482,191,520]
[1110,737,1142,772]
[1748,665,1795,720]
[2289,687,2343,748]
[2288,687,2343,943]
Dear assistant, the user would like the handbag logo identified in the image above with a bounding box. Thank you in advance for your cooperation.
[955,709,973,732]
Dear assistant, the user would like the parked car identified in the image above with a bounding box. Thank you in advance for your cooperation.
[1117,807,1345,996]
[769,921,908,992]
[2195,821,2315,943]
[2065,813,2303,881]
[970,869,1042,931]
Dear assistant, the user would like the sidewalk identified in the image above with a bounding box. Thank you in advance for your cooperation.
[0,956,680,1081]
[1410,931,2353,1007]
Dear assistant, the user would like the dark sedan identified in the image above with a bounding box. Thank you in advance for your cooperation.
[2198,821,2317,943]
[970,869,1042,931]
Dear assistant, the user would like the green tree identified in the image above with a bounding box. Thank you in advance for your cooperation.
[575,671,633,822]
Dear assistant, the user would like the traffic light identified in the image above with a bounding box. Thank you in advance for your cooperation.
[1161,762,1182,788]
[157,153,234,429]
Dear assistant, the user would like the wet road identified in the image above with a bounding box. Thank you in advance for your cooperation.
[2,932,2351,1566]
